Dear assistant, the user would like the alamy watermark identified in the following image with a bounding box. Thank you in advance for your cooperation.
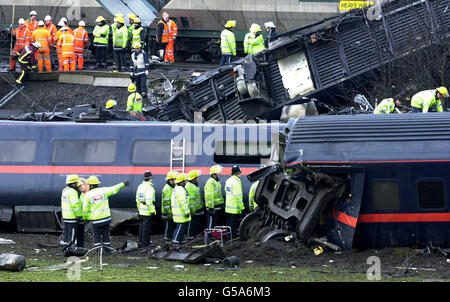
[366,256,381,280]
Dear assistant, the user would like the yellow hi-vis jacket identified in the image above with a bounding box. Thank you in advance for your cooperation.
[82,183,125,222]
[161,183,174,219]
[248,180,259,211]
[171,185,191,223]
[374,98,396,114]
[411,90,443,113]
[220,29,236,56]
[204,177,224,209]
[136,181,156,216]
[61,186,81,221]
[185,181,204,214]
[225,175,244,214]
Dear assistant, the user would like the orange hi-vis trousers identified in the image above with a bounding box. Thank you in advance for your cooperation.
[63,56,76,71]
[56,47,63,71]
[75,52,84,70]
[36,49,52,72]
[164,41,175,63]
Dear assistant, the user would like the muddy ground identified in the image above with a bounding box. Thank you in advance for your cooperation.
[1,231,449,281]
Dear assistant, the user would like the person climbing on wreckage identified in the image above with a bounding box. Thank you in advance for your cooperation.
[13,41,41,85]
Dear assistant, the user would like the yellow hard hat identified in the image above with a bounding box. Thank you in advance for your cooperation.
[96,16,105,23]
[133,17,141,23]
[116,16,125,24]
[128,83,136,92]
[165,171,178,180]
[128,13,137,20]
[175,173,187,183]
[87,176,101,185]
[115,13,124,18]
[250,23,261,33]
[209,165,223,175]
[105,99,117,109]
[133,42,142,49]
[225,20,236,28]
[437,86,449,98]
[187,169,201,181]
[66,174,80,184]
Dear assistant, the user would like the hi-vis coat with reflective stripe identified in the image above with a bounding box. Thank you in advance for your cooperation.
[225,175,244,214]
[136,181,156,216]
[73,26,89,53]
[171,185,191,223]
[411,90,443,113]
[161,184,174,218]
[204,177,224,209]
[185,181,203,214]
[82,183,125,222]
[61,186,81,221]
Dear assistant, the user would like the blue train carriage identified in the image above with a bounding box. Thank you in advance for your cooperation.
[0,120,281,232]
[247,113,450,249]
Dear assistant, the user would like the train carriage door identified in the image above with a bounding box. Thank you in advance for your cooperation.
[324,169,365,250]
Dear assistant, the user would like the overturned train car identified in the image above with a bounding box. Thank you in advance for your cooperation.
[244,113,450,250]
[156,0,450,122]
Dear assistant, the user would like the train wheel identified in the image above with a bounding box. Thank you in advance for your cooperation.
[239,211,264,241]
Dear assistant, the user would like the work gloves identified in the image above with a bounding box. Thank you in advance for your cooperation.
[123,181,130,187]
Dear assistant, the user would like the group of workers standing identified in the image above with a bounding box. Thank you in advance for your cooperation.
[61,164,259,250]
[220,20,277,66]
[9,11,89,84]
[373,86,449,114]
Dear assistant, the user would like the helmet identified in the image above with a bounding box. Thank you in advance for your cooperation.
[18,18,25,25]
[87,176,101,185]
[128,13,137,20]
[61,26,68,31]
[105,99,117,109]
[231,165,241,175]
[57,20,65,27]
[66,174,80,184]
[165,171,178,180]
[79,20,85,27]
[96,16,105,23]
[30,11,37,16]
[436,86,449,98]
[133,18,141,23]
[133,42,142,49]
[250,23,261,33]
[225,20,236,28]
[44,15,52,21]
[175,173,187,183]
[32,42,41,48]
[264,22,276,28]
[128,83,136,92]
[209,165,223,175]
[115,13,124,18]
[117,16,125,24]
[76,177,89,193]
[38,20,44,27]
[187,169,201,181]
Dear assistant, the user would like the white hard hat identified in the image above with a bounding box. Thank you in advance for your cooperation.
[79,20,85,27]
[58,20,65,27]
[44,15,52,21]
[38,20,44,26]
[61,26,68,31]
[18,18,25,25]
[264,22,276,28]
[30,11,37,16]
[32,42,41,48]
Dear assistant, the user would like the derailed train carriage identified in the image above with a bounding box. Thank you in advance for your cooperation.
[243,113,450,250]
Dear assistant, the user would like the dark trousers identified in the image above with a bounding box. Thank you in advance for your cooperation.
[163,219,176,240]
[113,48,126,71]
[220,54,232,66]
[63,221,85,247]
[226,213,242,239]
[412,107,422,113]
[187,213,204,239]
[94,44,107,66]
[158,42,168,60]
[173,221,188,244]
[92,220,111,247]
[138,215,152,246]
[135,73,148,96]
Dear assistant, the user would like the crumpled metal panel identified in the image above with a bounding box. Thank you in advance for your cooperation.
[96,0,158,26]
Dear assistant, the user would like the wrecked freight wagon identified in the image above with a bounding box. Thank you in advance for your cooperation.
[155,0,450,122]
[243,113,450,250]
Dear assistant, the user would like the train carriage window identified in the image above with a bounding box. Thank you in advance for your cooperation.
[372,181,400,211]
[214,140,272,164]
[0,140,36,163]
[52,140,116,163]
[418,181,445,209]
[132,140,198,164]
